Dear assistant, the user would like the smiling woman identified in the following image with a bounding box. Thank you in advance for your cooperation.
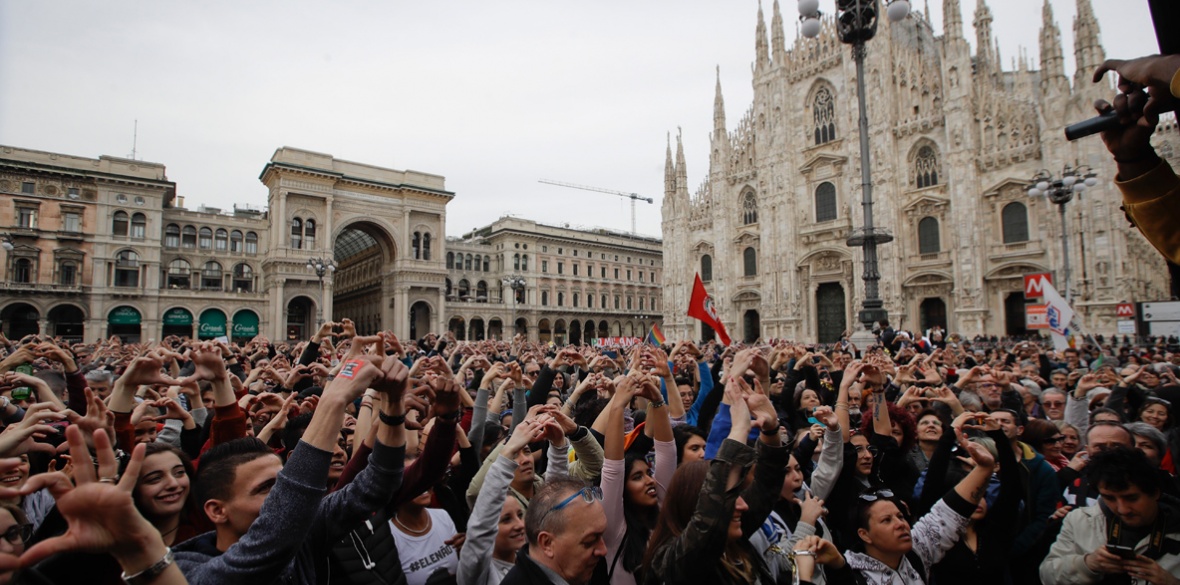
[133,442,199,546]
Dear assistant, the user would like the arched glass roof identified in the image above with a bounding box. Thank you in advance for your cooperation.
[335,228,379,263]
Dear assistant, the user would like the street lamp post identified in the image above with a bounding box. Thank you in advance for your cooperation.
[306,257,337,326]
[1027,165,1098,304]
[800,0,908,342]
[502,275,526,339]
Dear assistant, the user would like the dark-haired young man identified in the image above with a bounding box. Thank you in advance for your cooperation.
[1041,446,1180,585]
[174,353,410,585]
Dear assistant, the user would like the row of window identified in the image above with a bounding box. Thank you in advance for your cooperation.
[448,252,488,271]
[699,249,759,282]
[540,291,658,312]
[7,258,79,286]
[165,259,255,292]
[444,279,657,311]
[700,203,1033,279]
[166,225,260,254]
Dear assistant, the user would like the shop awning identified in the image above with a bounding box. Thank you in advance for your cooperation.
[108,306,141,325]
[198,309,227,339]
[232,310,259,338]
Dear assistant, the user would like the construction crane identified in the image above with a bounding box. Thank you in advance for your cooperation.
[538,179,654,235]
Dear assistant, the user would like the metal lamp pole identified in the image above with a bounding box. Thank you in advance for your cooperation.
[1027,165,1098,304]
[502,275,526,339]
[306,257,337,326]
[801,0,909,339]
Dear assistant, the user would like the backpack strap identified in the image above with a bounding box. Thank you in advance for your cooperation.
[607,530,627,581]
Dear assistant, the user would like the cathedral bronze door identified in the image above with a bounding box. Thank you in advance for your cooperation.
[816,283,846,344]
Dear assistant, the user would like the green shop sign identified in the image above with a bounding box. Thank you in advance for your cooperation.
[108,306,141,325]
[162,308,193,326]
[198,310,227,338]
[232,310,259,337]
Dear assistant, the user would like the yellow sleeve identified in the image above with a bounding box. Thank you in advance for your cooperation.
[1116,159,1180,264]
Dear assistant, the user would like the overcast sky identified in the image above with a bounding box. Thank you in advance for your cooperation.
[0,1,1157,239]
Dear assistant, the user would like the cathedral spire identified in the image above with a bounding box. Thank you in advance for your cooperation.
[1072,0,1105,90]
[771,0,785,60]
[1039,0,1067,96]
[943,0,962,42]
[755,1,770,72]
[973,0,994,76]
[714,66,726,136]
[664,132,675,200]
[675,128,688,198]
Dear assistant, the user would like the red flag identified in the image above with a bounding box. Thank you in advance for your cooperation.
[687,273,732,346]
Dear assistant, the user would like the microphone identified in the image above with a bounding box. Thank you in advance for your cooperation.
[1064,110,1119,141]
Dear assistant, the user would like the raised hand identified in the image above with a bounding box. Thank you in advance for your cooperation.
[428,373,461,417]
[744,391,778,433]
[799,492,827,526]
[961,435,996,469]
[813,405,838,431]
[725,382,752,440]
[5,427,159,566]
[0,403,64,457]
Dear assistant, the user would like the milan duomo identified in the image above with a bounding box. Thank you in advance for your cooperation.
[659,0,1172,344]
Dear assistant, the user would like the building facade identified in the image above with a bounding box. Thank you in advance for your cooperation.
[660,0,1171,343]
[0,145,452,343]
[444,217,663,344]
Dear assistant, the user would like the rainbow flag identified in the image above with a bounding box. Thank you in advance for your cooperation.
[646,323,666,346]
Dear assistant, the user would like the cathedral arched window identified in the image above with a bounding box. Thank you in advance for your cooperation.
[914,146,939,188]
[1002,203,1029,244]
[813,87,836,145]
[815,182,837,222]
[701,254,713,282]
[918,217,940,254]
[743,247,757,277]
[741,190,758,225]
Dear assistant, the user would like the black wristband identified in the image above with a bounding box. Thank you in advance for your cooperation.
[379,411,406,426]
[566,425,589,441]
[761,424,781,436]
[437,410,461,421]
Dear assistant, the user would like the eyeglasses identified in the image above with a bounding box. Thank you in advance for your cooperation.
[858,489,895,502]
[853,445,880,456]
[542,486,603,522]
[1,524,31,545]
[1044,436,1066,444]
[1043,401,1064,408]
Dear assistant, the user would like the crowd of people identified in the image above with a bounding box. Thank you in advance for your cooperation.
[0,47,1176,585]
[0,317,1175,585]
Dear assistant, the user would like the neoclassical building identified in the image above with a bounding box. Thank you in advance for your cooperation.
[444,217,663,344]
[0,145,451,342]
[660,0,1170,343]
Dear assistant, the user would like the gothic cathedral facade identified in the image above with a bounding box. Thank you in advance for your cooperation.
[660,0,1171,343]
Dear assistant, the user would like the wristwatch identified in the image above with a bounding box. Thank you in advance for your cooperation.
[121,547,174,585]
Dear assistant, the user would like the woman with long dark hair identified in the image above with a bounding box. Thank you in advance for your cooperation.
[601,373,675,584]
[644,382,798,585]
[132,442,203,546]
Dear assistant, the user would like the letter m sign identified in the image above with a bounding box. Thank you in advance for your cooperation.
[1024,273,1053,299]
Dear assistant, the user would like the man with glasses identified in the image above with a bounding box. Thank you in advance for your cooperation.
[1041,389,1067,422]
[502,477,607,585]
